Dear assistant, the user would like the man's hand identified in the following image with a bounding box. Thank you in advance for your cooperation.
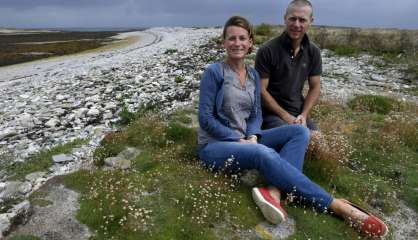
[283,114,297,124]
[294,114,307,127]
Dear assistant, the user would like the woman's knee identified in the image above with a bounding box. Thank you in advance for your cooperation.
[293,125,310,143]
[252,144,279,163]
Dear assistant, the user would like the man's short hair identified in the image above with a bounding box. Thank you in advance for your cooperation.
[285,0,313,18]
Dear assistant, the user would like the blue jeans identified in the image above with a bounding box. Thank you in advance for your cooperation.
[198,125,332,211]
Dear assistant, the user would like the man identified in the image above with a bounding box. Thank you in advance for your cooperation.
[255,0,321,137]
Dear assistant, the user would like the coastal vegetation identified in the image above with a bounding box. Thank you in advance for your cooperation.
[52,94,416,240]
[0,31,119,67]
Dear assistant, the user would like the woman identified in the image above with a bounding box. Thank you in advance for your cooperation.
[197,15,388,238]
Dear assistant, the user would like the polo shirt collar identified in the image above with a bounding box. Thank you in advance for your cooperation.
[280,31,310,52]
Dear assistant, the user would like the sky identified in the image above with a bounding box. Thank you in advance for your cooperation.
[1,0,418,30]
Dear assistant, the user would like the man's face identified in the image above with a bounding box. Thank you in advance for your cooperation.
[284,5,313,42]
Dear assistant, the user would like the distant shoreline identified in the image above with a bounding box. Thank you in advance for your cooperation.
[0,30,142,68]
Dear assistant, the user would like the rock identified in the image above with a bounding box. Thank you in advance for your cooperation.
[0,128,17,140]
[18,182,32,195]
[104,156,132,170]
[370,74,386,81]
[104,156,122,167]
[255,218,296,240]
[56,94,69,101]
[0,214,11,238]
[45,118,60,128]
[12,200,32,224]
[240,169,265,187]
[17,113,36,129]
[104,102,117,110]
[74,108,89,118]
[52,154,73,163]
[25,172,46,183]
[116,159,132,170]
[86,108,100,117]
[0,181,23,201]
[117,147,141,160]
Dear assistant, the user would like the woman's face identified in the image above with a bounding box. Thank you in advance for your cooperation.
[223,26,253,61]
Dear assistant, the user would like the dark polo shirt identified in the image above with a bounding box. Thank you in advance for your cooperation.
[255,31,322,116]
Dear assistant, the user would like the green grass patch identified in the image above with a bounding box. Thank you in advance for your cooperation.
[164,48,178,54]
[311,96,418,213]
[5,139,87,181]
[175,75,185,83]
[60,101,417,239]
[348,95,402,115]
[62,114,262,239]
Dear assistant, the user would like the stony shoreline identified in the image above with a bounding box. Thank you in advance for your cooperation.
[0,27,417,239]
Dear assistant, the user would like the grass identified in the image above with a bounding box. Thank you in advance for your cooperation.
[310,95,418,213]
[5,139,87,181]
[61,114,261,239]
[57,96,417,239]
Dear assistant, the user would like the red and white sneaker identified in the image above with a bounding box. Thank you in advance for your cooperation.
[252,187,288,224]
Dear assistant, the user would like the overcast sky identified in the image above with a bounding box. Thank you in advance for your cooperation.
[1,0,417,30]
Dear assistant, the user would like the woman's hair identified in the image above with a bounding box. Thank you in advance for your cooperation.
[222,15,254,54]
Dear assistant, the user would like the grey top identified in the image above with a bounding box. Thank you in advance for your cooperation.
[198,63,256,145]
[255,31,322,116]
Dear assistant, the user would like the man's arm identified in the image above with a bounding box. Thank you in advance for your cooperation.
[260,77,296,124]
[300,75,320,120]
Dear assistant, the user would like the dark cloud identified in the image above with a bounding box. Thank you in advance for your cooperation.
[0,0,417,29]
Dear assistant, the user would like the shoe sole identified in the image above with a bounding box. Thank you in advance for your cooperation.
[252,188,286,224]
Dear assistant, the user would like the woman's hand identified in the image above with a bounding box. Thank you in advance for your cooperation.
[238,135,257,144]
[247,135,258,143]
[238,138,250,143]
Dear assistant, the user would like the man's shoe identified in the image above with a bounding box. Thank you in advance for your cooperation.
[252,187,287,224]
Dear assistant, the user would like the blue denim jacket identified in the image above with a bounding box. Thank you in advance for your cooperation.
[198,62,262,142]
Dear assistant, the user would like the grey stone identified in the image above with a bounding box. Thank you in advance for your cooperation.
[0,213,11,238]
[74,108,88,118]
[12,200,32,224]
[104,102,117,110]
[0,128,17,140]
[255,218,296,240]
[371,74,386,81]
[18,182,32,195]
[104,156,122,167]
[240,169,265,187]
[52,154,73,163]
[0,181,23,201]
[117,147,141,160]
[25,171,46,183]
[17,113,36,129]
[86,108,100,117]
[116,159,131,170]
[45,118,60,128]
